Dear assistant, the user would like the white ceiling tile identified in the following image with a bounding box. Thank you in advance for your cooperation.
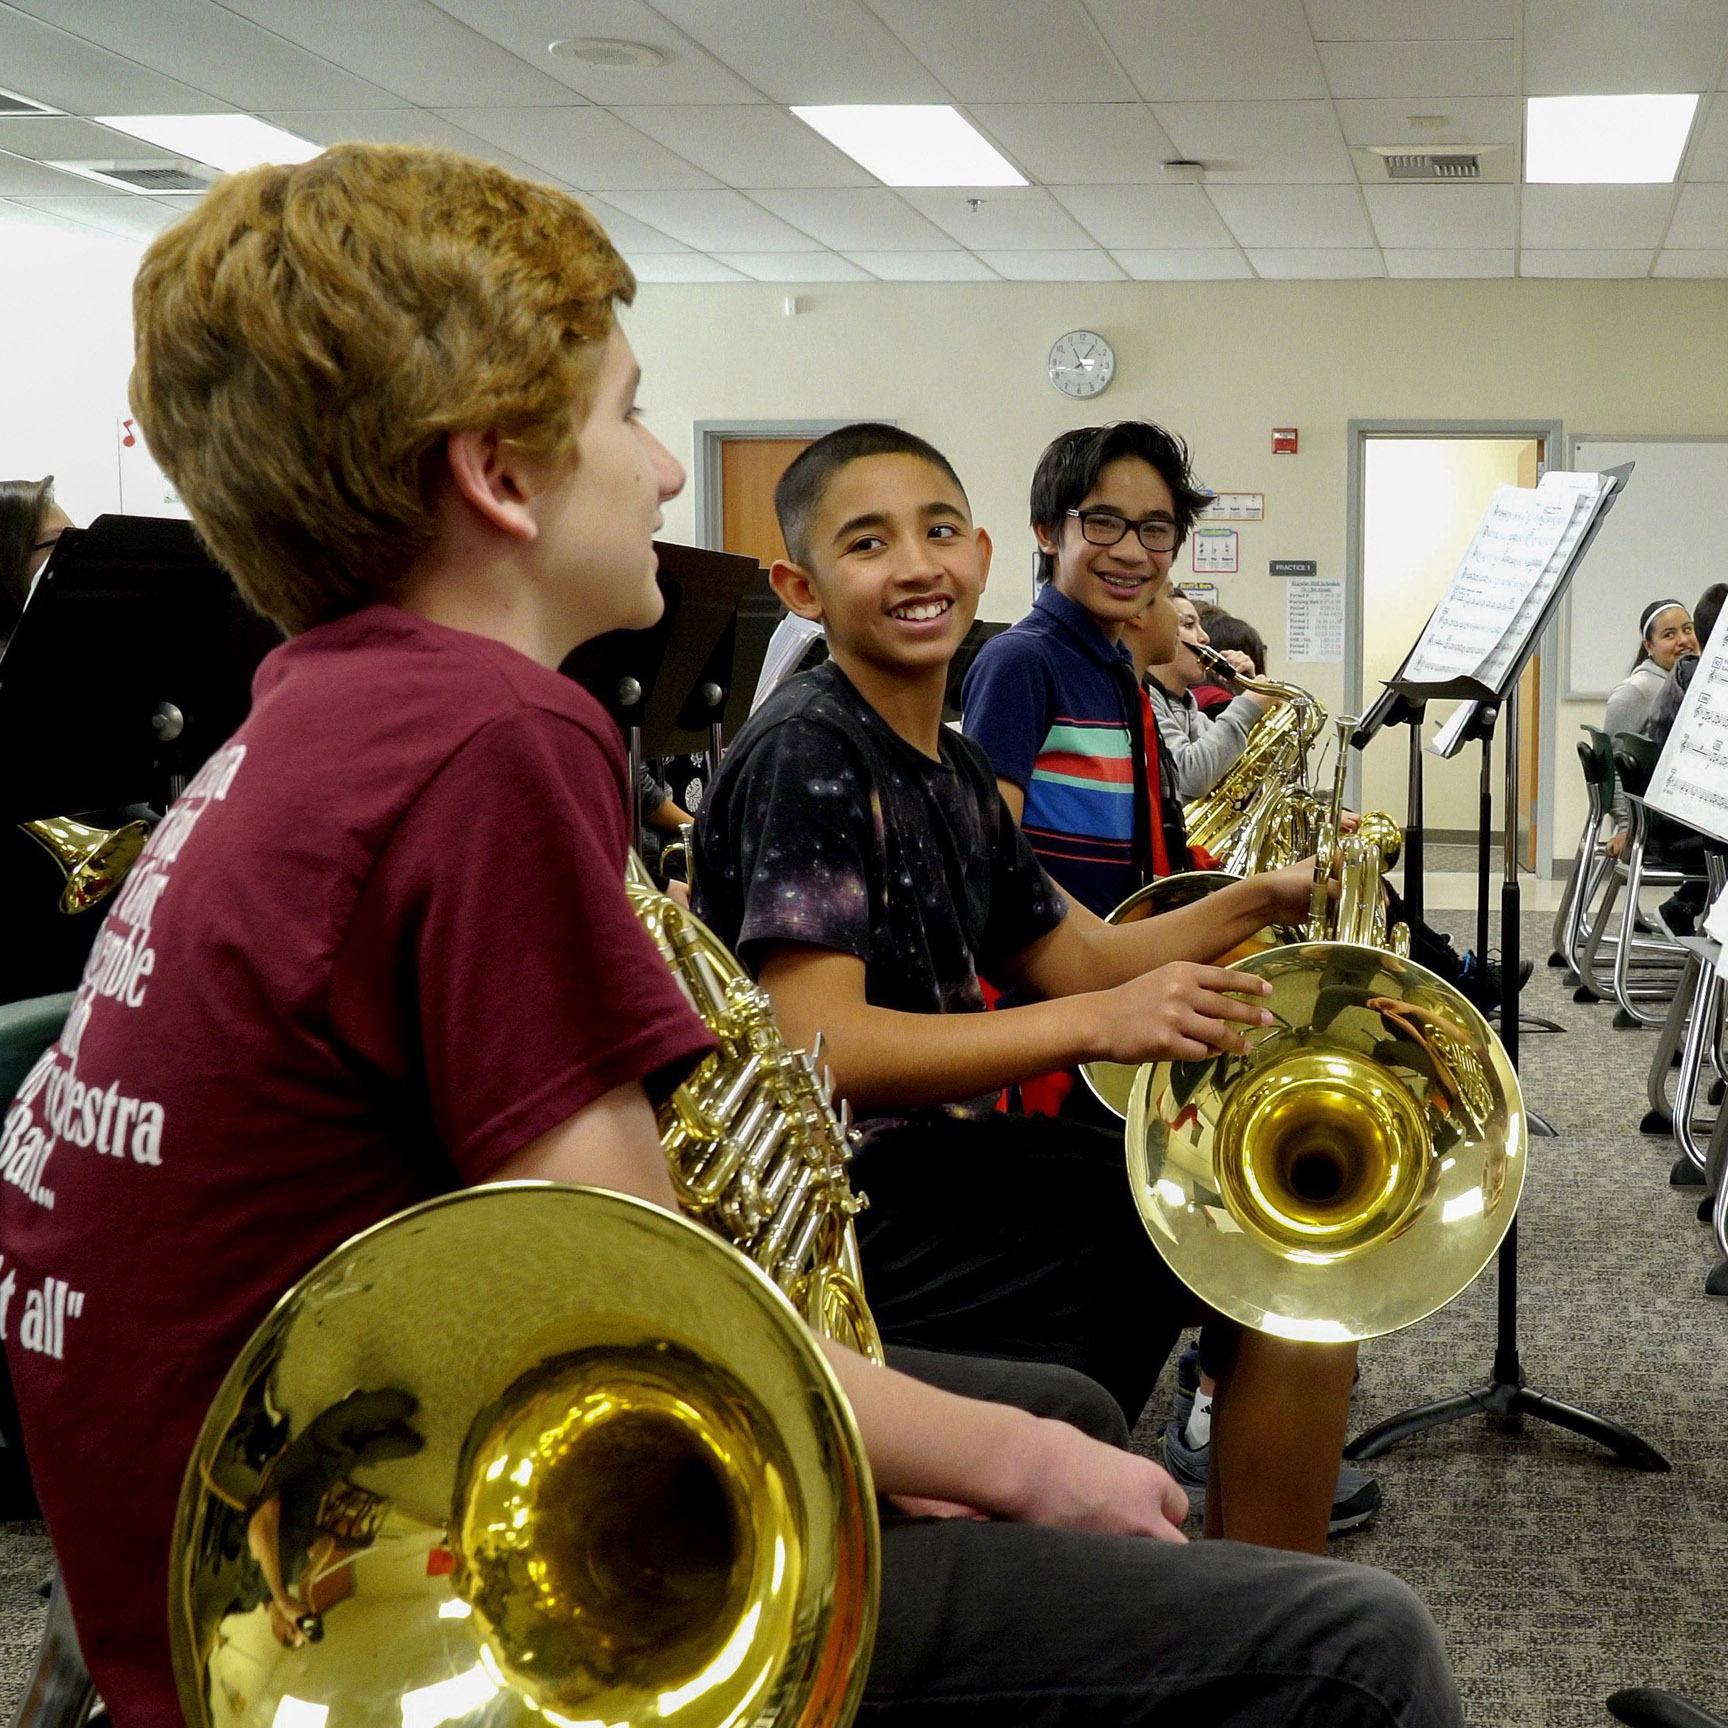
[12,193,178,239]
[1248,248,1385,277]
[713,251,870,281]
[613,106,872,187]
[975,249,1126,280]
[0,114,172,160]
[1526,0,1728,95]
[1319,40,1516,99]
[1086,0,1328,100]
[1051,184,1233,248]
[260,109,552,183]
[1113,248,1253,279]
[1521,185,1674,249]
[1363,183,1515,247]
[429,0,763,104]
[0,196,116,238]
[1209,184,1375,247]
[0,6,228,113]
[435,108,717,189]
[602,189,822,249]
[843,250,999,279]
[216,0,575,108]
[1383,247,1514,276]
[1519,249,1653,277]
[749,188,953,250]
[1151,100,1355,183]
[1654,249,1728,276]
[576,196,690,253]
[897,186,1093,248]
[1334,97,1520,149]
[1306,0,1514,40]
[1664,183,1728,248]
[629,254,747,282]
[1683,99,1728,179]
[4,0,398,111]
[645,0,946,104]
[966,105,1176,184]
[867,0,1137,102]
[0,149,115,196]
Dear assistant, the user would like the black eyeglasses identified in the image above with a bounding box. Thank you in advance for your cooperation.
[1066,508,1180,553]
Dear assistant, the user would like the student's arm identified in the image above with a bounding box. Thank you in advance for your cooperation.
[489,1086,1186,1539]
[1152,687,1259,802]
[996,777,1025,823]
[758,944,1271,1109]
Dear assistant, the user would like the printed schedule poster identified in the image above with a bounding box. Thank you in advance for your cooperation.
[1648,627,1728,845]
[1287,577,1344,663]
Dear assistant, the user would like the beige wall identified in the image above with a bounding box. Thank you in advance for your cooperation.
[625,277,1728,867]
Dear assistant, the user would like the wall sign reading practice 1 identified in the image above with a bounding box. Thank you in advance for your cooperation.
[1270,559,1318,577]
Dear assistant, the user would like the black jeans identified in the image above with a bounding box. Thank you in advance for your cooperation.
[852,1113,1202,1426]
[869,1349,1463,1727]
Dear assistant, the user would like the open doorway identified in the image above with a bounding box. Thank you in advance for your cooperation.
[1348,423,1563,876]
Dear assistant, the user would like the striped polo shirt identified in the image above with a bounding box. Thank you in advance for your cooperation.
[960,585,1150,916]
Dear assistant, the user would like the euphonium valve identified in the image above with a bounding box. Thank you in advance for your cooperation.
[21,815,151,914]
[1125,943,1525,1342]
[170,1185,878,1728]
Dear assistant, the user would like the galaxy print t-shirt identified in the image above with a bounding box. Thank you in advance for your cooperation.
[694,659,1068,1122]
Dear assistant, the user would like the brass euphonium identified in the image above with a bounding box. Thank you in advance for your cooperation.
[625,855,884,1366]
[170,1184,879,1728]
[20,815,151,914]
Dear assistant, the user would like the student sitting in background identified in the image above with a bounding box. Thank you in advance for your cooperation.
[1192,611,1270,716]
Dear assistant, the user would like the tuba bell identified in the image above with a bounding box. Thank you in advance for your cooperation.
[170,1183,878,1728]
[1125,941,1525,1340]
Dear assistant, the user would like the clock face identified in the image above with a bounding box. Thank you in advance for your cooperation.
[1048,329,1115,399]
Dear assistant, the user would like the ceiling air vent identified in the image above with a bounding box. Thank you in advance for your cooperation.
[46,157,219,194]
[1383,152,1481,180]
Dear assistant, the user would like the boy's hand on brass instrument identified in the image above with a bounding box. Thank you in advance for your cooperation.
[1093,961,1273,1064]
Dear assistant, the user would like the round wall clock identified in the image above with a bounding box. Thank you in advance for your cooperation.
[1047,329,1115,399]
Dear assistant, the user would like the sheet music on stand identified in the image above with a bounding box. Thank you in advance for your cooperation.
[1647,625,1728,850]
[1426,699,1485,761]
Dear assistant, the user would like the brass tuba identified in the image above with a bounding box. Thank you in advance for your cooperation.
[170,1183,879,1728]
[1125,942,1524,1341]
[626,856,884,1365]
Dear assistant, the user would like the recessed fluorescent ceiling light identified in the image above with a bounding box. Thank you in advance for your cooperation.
[791,105,1025,187]
[1525,94,1698,183]
[92,114,320,174]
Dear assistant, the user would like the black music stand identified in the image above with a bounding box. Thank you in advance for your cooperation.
[0,515,281,821]
[1346,464,1667,1473]
[561,542,762,853]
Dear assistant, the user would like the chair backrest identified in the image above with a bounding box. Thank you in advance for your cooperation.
[1612,731,1663,799]
[1579,726,1617,795]
[0,993,73,1107]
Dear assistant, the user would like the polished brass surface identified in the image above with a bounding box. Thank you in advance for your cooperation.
[20,816,150,914]
[1081,872,1278,1117]
[1125,942,1525,1341]
[626,856,884,1365]
[171,1184,878,1728]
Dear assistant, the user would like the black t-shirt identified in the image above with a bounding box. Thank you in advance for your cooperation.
[693,660,1068,1122]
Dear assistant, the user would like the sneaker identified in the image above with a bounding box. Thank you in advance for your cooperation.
[1170,1343,1203,1437]
[1456,949,1534,1014]
[1161,1421,1383,1536]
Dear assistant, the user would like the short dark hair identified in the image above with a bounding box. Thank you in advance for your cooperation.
[1199,611,1268,676]
[0,475,55,637]
[1695,582,1727,650]
[774,423,968,568]
[1029,421,1210,585]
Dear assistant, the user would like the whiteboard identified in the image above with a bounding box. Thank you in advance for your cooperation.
[1565,438,1728,699]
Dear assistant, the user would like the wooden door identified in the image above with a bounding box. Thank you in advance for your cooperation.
[720,438,810,569]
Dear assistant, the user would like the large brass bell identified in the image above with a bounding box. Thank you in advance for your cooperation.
[1125,942,1525,1342]
[171,1184,878,1728]
[21,816,151,914]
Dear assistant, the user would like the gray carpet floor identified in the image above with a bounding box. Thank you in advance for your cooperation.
[0,912,1720,1727]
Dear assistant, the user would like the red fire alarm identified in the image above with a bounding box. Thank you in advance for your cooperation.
[1271,427,1299,455]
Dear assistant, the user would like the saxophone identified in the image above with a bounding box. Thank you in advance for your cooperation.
[625,852,885,1364]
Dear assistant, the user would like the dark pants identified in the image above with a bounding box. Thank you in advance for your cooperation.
[869,1349,1462,1727]
[852,1113,1203,1426]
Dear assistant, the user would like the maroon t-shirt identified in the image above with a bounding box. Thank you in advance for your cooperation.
[0,605,714,1728]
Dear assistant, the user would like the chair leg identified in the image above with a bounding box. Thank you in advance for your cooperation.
[1673,971,1720,1176]
[1577,869,1621,1000]
[1707,1108,1728,1298]
[1550,822,1591,961]
[1643,955,1697,1132]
